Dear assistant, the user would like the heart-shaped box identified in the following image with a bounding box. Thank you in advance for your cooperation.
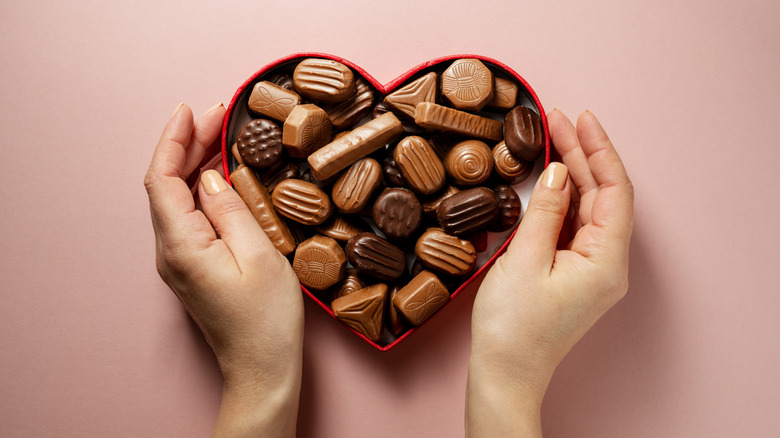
[222,53,550,351]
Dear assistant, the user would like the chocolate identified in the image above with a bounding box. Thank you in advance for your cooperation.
[333,268,366,299]
[372,102,390,119]
[491,184,521,232]
[444,140,494,186]
[421,185,460,217]
[236,119,284,169]
[229,165,296,255]
[231,142,244,166]
[486,77,518,110]
[382,153,407,187]
[300,167,339,190]
[504,106,544,161]
[392,271,449,326]
[414,102,503,141]
[331,158,382,214]
[293,58,356,103]
[384,72,437,119]
[346,233,406,281]
[466,230,488,253]
[315,214,369,243]
[394,136,446,195]
[493,140,534,184]
[332,283,387,342]
[325,77,374,129]
[437,187,499,235]
[441,59,494,112]
[307,112,403,180]
[259,161,298,193]
[414,228,476,276]
[292,235,346,290]
[271,179,333,225]
[372,188,422,240]
[282,104,332,158]
[386,283,407,336]
[267,73,295,91]
[247,81,301,122]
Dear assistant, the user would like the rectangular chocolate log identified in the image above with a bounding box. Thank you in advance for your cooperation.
[307,112,403,180]
[414,102,503,141]
[229,165,297,255]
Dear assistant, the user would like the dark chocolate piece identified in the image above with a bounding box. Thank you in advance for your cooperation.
[373,188,422,240]
[346,233,406,281]
[325,77,374,130]
[491,185,521,231]
[382,153,407,187]
[259,160,297,193]
[301,167,339,190]
[392,271,449,326]
[504,106,544,161]
[292,235,346,290]
[236,118,284,170]
[267,73,295,91]
[372,102,390,119]
[437,187,499,235]
[315,215,370,243]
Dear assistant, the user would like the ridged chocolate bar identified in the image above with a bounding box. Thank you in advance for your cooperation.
[414,102,503,141]
[325,77,374,129]
[437,187,499,235]
[271,179,333,225]
[394,136,446,195]
[293,58,356,103]
[346,233,406,281]
[414,228,476,275]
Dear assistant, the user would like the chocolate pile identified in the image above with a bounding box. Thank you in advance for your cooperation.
[227,57,543,345]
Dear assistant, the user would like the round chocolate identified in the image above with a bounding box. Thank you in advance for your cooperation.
[382,153,407,187]
[491,185,522,231]
[493,141,534,184]
[444,140,494,186]
[236,118,283,169]
[504,106,544,162]
[373,188,422,240]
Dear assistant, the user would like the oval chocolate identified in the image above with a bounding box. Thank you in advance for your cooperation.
[415,228,476,275]
[332,158,382,214]
[271,179,333,225]
[437,187,499,235]
[345,233,406,281]
[293,58,356,103]
[372,187,422,240]
[504,106,544,162]
[394,136,445,195]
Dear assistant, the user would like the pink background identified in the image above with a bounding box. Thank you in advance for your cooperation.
[1,0,778,436]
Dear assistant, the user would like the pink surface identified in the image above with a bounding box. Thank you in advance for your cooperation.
[1,1,778,437]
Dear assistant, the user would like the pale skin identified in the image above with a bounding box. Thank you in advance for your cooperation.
[145,104,633,437]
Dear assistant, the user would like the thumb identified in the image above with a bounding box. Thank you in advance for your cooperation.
[198,169,276,269]
[505,162,571,271]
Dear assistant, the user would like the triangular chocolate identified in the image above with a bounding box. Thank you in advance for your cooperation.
[332,283,387,341]
[384,72,437,119]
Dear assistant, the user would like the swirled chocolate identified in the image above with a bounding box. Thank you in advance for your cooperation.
[444,140,494,186]
[372,188,422,240]
[437,187,499,235]
[493,140,534,184]
[292,235,346,290]
[236,119,284,169]
[346,233,406,281]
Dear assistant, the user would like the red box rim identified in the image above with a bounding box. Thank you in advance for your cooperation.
[221,52,551,351]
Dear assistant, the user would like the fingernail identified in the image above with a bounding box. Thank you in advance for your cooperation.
[204,102,225,115]
[200,170,228,195]
[541,162,568,190]
[170,102,184,119]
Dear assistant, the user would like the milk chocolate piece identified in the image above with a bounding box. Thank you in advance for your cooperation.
[437,187,499,235]
[493,140,534,184]
[393,271,449,326]
[427,133,463,159]
[236,119,283,169]
[386,283,407,336]
[346,233,406,281]
[282,104,332,159]
[308,112,403,180]
[293,58,356,103]
[415,228,476,276]
[384,72,437,119]
[491,184,521,232]
[331,158,382,213]
[271,179,333,225]
[229,165,296,255]
[372,188,422,240]
[325,77,374,129]
[421,185,460,217]
[259,161,297,193]
[372,102,390,119]
[486,77,518,110]
[315,215,369,243]
[332,283,387,342]
[504,106,544,161]
[292,235,346,290]
[415,102,503,141]
[394,136,446,195]
[444,140,494,186]
[333,268,366,299]
[441,59,493,112]
[231,142,244,165]
[382,153,407,187]
[247,81,301,122]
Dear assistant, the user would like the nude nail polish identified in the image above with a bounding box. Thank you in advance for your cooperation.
[170,102,184,119]
[201,170,228,195]
[542,162,568,190]
[205,102,225,114]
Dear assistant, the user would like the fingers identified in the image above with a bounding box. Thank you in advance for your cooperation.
[505,162,571,272]
[198,170,275,271]
[549,110,598,199]
[182,103,226,179]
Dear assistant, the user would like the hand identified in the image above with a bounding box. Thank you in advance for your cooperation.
[144,103,304,437]
[466,110,634,437]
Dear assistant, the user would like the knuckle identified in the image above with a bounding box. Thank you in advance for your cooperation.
[143,170,159,193]
[532,195,568,217]
[210,195,249,217]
